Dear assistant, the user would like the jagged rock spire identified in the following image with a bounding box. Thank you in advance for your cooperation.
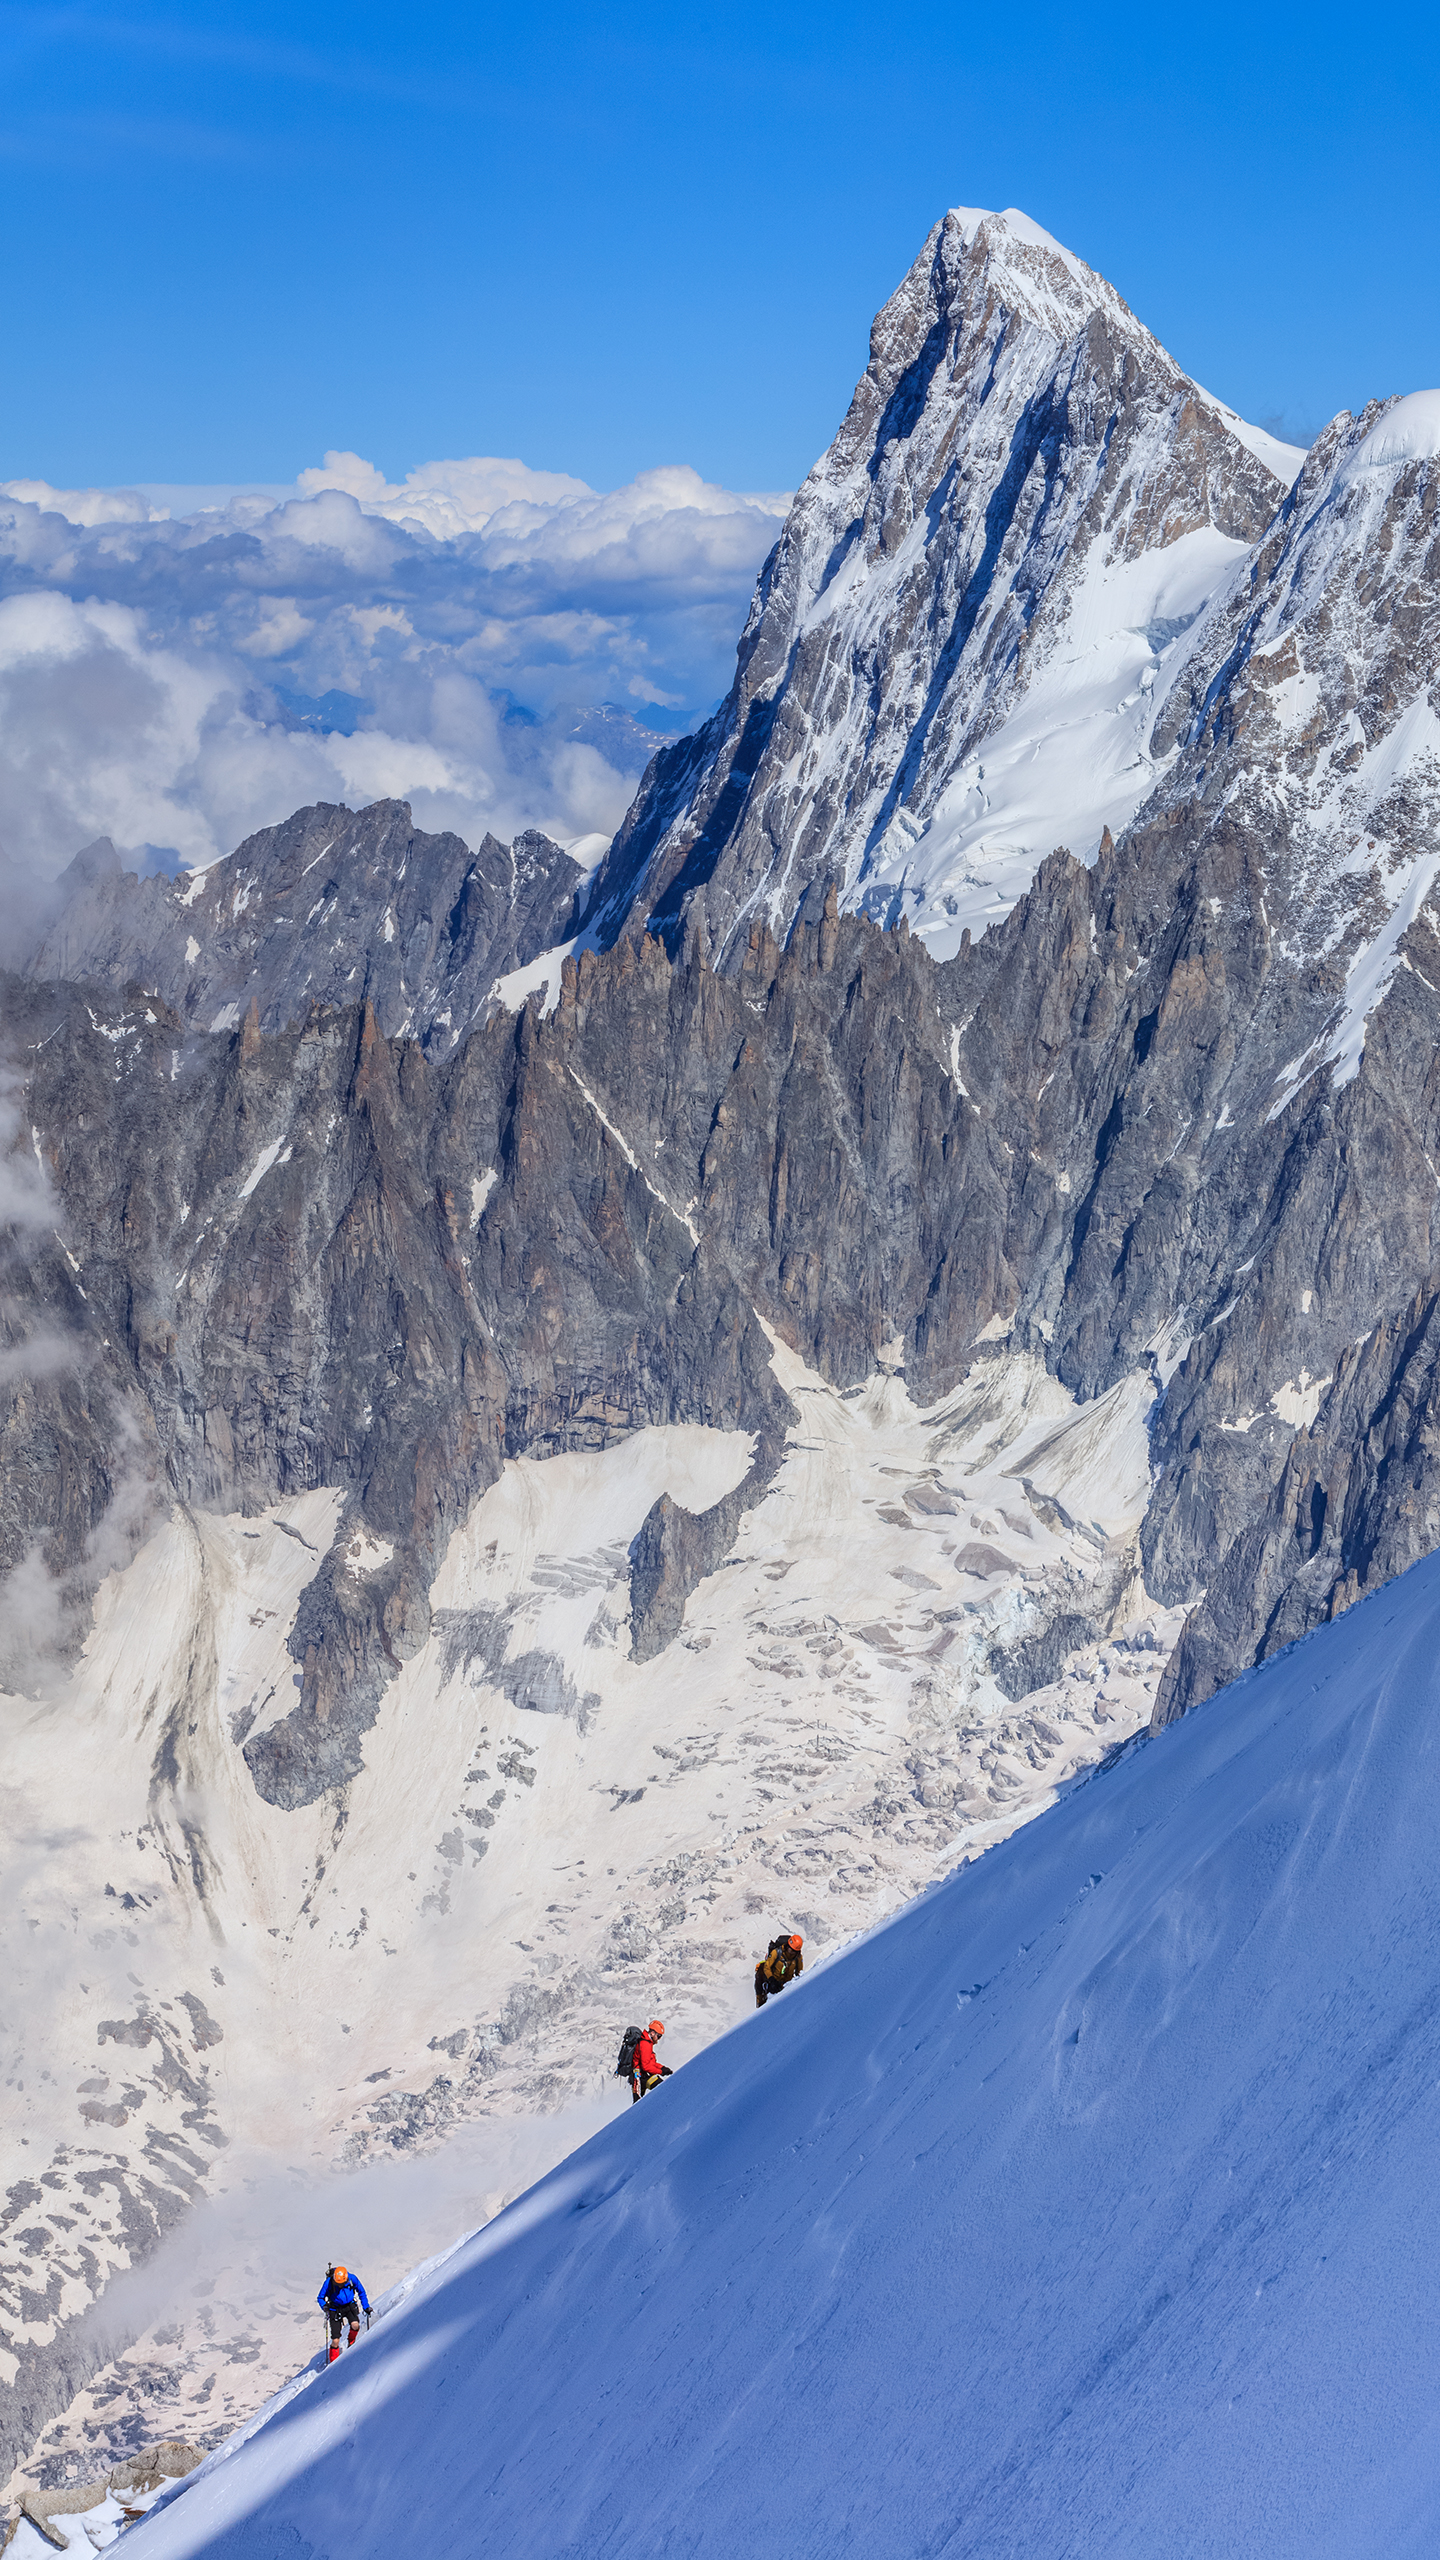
[587,207,1301,969]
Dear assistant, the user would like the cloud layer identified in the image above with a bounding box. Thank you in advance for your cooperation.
[0,454,789,880]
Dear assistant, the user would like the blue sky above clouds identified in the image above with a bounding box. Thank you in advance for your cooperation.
[1,0,1437,876]
[0,459,786,871]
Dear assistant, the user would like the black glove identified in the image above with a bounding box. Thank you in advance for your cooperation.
[661,2065,673,2077]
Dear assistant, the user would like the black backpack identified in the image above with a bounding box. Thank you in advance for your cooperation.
[616,2025,644,2079]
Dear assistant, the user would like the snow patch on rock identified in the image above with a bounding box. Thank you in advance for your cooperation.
[237,1136,293,1198]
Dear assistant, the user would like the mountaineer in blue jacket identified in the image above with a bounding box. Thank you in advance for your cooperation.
[318,2264,371,2361]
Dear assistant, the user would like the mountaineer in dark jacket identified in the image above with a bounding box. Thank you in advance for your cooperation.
[755,1932,804,2007]
[318,2264,371,2360]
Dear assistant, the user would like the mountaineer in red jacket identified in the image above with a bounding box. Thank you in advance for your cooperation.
[630,2020,672,2100]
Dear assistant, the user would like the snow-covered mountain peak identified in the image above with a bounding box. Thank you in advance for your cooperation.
[943,202,1138,333]
[1341,386,1440,476]
[588,207,1297,962]
[817,202,1166,514]
[1158,387,1440,815]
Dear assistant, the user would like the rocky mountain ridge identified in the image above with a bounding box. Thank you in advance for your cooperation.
[12,737,1440,1799]
[16,798,587,1049]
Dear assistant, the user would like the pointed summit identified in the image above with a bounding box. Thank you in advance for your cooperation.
[588,209,1300,966]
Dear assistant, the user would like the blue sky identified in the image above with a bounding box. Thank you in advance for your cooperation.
[3,0,1439,493]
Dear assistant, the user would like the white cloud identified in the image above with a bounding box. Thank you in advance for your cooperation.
[243,597,317,656]
[294,448,594,538]
[0,451,790,883]
[0,477,166,528]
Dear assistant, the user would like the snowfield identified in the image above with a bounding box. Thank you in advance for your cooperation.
[861,520,1255,950]
[110,1547,1440,2559]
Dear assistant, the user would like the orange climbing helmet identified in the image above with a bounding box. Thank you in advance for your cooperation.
[648,2019,665,2038]
[332,2266,348,2282]
[790,1934,803,1950]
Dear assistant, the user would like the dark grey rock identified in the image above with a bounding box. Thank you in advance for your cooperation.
[433,1605,601,1733]
[11,757,1440,1784]
[628,1427,788,1661]
[989,1612,1097,1703]
[1154,1282,1440,1724]
[24,799,585,1053]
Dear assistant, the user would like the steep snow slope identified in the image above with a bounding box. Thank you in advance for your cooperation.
[123,1549,1440,2560]
[590,205,1298,961]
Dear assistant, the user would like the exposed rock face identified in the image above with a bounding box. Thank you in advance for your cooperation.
[575,237,1440,1722]
[23,799,585,1049]
[2,966,794,1801]
[1154,1284,1440,1723]
[588,206,1298,963]
[628,1426,788,1662]
[7,2437,201,2548]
